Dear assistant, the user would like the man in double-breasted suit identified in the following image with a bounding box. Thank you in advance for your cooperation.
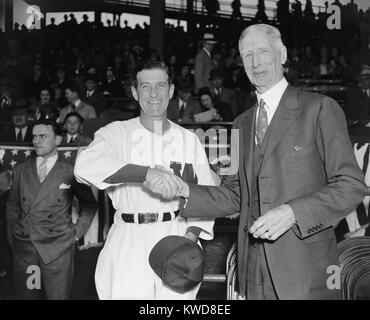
[6,119,97,299]
[145,24,367,299]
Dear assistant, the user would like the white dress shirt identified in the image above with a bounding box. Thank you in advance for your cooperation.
[67,133,78,143]
[36,153,58,178]
[178,98,186,110]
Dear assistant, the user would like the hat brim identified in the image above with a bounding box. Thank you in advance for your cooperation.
[203,40,217,44]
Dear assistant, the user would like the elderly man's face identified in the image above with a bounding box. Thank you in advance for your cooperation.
[240,30,286,94]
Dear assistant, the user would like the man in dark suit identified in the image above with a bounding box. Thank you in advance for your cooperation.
[61,112,92,146]
[209,68,239,120]
[83,76,107,116]
[6,119,97,299]
[167,85,203,123]
[0,101,33,143]
[145,24,367,299]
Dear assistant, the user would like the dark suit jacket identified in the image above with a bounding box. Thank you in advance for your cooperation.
[83,90,107,116]
[211,86,239,119]
[167,97,203,122]
[61,134,92,146]
[346,86,370,123]
[0,125,33,144]
[182,85,367,299]
[6,156,97,264]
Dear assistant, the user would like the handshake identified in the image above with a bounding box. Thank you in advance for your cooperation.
[143,165,189,201]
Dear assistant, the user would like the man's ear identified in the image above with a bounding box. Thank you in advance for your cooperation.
[169,84,175,100]
[280,45,288,65]
[56,135,62,146]
[131,86,138,101]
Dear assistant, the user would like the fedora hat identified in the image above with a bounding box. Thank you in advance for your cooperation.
[202,33,217,44]
[149,235,205,293]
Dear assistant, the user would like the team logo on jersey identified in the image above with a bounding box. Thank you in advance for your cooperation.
[170,161,198,184]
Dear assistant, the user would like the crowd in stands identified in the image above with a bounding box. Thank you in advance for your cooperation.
[0,0,369,142]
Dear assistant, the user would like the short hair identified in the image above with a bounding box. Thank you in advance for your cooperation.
[31,119,63,136]
[65,83,81,97]
[132,60,171,88]
[238,24,285,52]
[63,111,84,124]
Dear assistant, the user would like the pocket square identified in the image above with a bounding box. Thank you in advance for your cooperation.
[293,146,302,151]
[59,183,71,189]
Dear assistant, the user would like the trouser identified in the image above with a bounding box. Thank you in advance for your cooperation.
[246,235,278,300]
[12,239,74,300]
[70,247,101,300]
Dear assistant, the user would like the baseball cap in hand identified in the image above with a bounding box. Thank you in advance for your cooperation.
[149,235,205,293]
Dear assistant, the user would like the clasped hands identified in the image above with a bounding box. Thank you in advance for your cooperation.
[143,165,189,200]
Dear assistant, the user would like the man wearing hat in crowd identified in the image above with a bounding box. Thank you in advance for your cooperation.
[61,112,92,146]
[167,84,203,123]
[0,100,33,143]
[74,60,215,299]
[346,65,370,128]
[194,33,217,94]
[209,68,239,120]
[83,75,107,117]
[58,83,97,124]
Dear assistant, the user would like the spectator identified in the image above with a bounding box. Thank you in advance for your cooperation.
[175,64,194,90]
[62,111,92,146]
[209,68,239,119]
[195,87,233,122]
[167,84,202,122]
[0,101,33,143]
[83,75,107,116]
[30,88,59,121]
[194,33,217,93]
[58,84,97,123]
[100,66,123,97]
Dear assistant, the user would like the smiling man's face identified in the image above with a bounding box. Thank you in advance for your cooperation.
[240,30,286,94]
[132,68,174,119]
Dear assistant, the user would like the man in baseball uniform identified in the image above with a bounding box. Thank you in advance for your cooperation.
[74,60,215,299]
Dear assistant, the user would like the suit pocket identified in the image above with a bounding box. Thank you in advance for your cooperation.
[282,146,316,160]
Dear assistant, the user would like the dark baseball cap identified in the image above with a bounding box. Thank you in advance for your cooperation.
[149,235,205,293]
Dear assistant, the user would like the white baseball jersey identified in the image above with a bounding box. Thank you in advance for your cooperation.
[74,117,215,299]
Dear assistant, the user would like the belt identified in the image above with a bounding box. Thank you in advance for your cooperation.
[121,210,180,224]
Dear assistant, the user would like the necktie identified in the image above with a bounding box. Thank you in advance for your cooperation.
[16,129,23,143]
[256,99,268,146]
[179,103,185,120]
[71,103,77,111]
[69,136,75,143]
[38,158,47,182]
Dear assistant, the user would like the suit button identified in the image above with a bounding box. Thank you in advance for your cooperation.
[244,226,248,232]
[48,229,53,233]
[48,215,52,219]
[259,153,264,158]
[22,197,26,201]
[57,199,61,203]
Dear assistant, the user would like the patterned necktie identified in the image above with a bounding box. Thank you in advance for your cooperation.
[256,99,268,146]
[16,129,23,143]
[38,158,47,182]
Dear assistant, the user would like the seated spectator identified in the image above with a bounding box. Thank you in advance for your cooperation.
[175,64,194,90]
[346,65,370,126]
[167,84,202,123]
[30,88,59,121]
[194,87,233,122]
[53,66,72,91]
[53,85,68,111]
[209,68,238,119]
[100,67,123,97]
[58,84,97,123]
[83,75,107,116]
[0,100,33,143]
[23,63,48,100]
[62,111,92,146]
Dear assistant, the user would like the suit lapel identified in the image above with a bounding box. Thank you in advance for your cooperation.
[261,85,302,167]
[242,106,257,190]
[31,157,64,208]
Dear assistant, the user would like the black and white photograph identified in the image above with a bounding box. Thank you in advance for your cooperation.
[1,0,370,311]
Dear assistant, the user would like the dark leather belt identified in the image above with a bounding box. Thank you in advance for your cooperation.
[121,210,180,224]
